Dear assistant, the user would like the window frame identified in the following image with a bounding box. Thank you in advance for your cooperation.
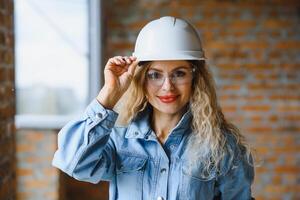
[15,0,103,129]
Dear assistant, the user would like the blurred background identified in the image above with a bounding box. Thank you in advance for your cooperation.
[0,0,299,199]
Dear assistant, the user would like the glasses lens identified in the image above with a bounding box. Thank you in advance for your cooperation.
[146,68,193,86]
[171,69,193,85]
[146,70,164,86]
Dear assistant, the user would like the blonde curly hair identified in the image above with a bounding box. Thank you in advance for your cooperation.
[115,60,253,178]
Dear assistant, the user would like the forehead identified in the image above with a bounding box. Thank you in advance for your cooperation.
[149,60,190,71]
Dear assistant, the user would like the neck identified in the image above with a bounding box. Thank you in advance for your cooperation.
[151,107,187,144]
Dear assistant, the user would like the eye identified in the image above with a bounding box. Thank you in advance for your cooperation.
[147,71,163,80]
[172,70,187,78]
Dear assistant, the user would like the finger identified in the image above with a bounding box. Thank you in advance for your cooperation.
[129,56,137,61]
[124,56,131,64]
[127,60,139,76]
[108,57,122,65]
[115,57,126,65]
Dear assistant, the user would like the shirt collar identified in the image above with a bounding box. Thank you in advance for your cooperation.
[125,104,192,139]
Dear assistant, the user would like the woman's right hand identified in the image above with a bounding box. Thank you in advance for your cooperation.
[96,56,139,109]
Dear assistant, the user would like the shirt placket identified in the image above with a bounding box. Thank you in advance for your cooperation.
[154,133,182,200]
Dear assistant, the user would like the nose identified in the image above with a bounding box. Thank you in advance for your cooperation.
[161,76,175,91]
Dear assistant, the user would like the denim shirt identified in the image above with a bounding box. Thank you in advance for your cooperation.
[52,99,254,200]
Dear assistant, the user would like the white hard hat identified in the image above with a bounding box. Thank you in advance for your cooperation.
[132,16,205,61]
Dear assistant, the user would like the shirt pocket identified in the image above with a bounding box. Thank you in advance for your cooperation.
[116,153,148,200]
[180,163,216,200]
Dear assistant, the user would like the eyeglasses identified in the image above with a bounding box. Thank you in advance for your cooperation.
[146,67,195,87]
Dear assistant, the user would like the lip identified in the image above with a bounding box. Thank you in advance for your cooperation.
[157,95,179,103]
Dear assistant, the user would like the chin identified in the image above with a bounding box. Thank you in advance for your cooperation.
[154,103,186,115]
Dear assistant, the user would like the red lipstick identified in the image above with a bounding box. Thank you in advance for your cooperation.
[158,95,179,103]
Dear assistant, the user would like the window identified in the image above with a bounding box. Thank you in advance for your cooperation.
[14,0,102,129]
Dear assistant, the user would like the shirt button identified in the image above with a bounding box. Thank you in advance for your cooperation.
[134,131,139,136]
[95,113,103,119]
[169,144,176,150]
[157,196,164,200]
[160,168,167,173]
[107,122,114,129]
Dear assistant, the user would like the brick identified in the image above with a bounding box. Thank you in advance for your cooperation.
[245,126,273,133]
[275,41,300,49]
[244,63,274,70]
[109,41,133,51]
[263,19,293,29]
[242,41,269,49]
[5,32,13,47]
[277,105,300,112]
[212,50,249,60]
[0,11,4,25]
[221,105,237,113]
[277,126,300,133]
[206,41,238,50]
[268,115,279,122]
[272,175,282,184]
[17,168,33,176]
[228,20,257,29]
[43,168,58,177]
[5,13,13,30]
[0,31,5,45]
[24,179,50,189]
[0,137,14,156]
[195,21,222,30]
[265,185,300,193]
[254,146,269,154]
[270,95,300,101]
[44,191,59,200]
[127,20,148,30]
[220,94,240,101]
[283,115,300,121]
[25,132,44,141]
[17,191,30,200]
[255,73,279,80]
[6,67,14,81]
[243,95,264,101]
[273,146,300,154]
[220,84,241,91]
[241,105,271,112]
[16,143,35,152]
[265,156,277,163]
[248,83,276,90]
[0,67,5,82]
[4,50,13,65]
[216,63,242,70]
[250,115,263,122]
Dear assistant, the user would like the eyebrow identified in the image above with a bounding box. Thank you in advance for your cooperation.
[148,66,190,72]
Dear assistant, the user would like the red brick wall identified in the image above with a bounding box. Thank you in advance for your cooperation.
[15,1,300,200]
[0,0,15,200]
[16,130,59,200]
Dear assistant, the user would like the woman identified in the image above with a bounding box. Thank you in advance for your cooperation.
[52,16,255,200]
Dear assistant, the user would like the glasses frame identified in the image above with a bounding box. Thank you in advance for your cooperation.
[146,65,196,87]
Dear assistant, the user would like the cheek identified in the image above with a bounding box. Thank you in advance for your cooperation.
[179,84,192,98]
[146,84,158,100]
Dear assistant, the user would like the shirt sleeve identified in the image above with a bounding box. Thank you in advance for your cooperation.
[215,135,255,200]
[217,154,254,200]
[52,99,119,183]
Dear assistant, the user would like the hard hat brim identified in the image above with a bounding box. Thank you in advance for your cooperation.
[132,50,206,62]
